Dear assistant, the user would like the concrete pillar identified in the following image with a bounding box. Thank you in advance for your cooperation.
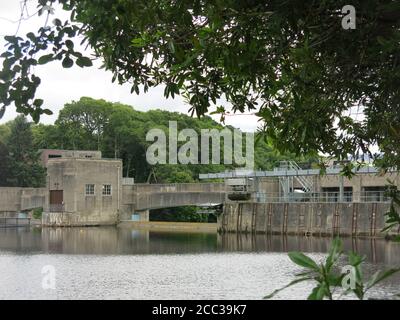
[353,176,362,202]
[137,210,149,222]
[281,177,290,202]
[339,175,344,202]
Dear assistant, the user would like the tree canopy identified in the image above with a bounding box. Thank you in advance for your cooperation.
[1,1,399,170]
[28,97,311,183]
[0,116,45,187]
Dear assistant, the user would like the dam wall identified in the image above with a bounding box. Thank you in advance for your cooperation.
[219,202,398,237]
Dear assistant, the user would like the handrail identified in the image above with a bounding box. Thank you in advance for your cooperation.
[253,191,390,203]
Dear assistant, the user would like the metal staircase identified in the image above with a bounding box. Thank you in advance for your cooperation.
[277,161,314,194]
[287,161,313,192]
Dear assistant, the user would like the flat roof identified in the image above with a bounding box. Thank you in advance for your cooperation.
[39,149,101,152]
[46,157,122,163]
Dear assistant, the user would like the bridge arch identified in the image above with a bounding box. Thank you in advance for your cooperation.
[120,183,226,220]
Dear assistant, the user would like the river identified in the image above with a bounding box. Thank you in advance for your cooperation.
[0,225,399,300]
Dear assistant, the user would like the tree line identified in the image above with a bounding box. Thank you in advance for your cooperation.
[0,97,315,187]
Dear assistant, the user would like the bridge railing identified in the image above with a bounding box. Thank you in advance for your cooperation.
[133,183,225,193]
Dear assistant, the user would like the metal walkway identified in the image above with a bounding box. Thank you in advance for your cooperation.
[199,165,390,180]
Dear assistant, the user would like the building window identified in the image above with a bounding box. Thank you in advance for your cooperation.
[85,184,95,195]
[102,184,112,196]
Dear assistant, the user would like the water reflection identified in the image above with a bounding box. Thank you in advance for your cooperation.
[0,227,217,255]
[219,233,400,265]
[0,226,399,265]
[0,226,400,300]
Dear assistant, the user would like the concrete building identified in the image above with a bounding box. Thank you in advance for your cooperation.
[40,149,102,167]
[40,149,224,226]
[42,153,123,226]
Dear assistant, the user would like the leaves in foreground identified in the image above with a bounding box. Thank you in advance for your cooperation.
[264,238,400,300]
[382,182,400,238]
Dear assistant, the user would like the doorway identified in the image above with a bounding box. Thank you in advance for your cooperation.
[50,190,64,212]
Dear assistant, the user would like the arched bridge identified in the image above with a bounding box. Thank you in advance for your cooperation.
[121,183,226,216]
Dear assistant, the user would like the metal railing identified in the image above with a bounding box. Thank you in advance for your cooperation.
[253,191,391,203]
[133,183,225,193]
[49,204,65,212]
[199,165,396,180]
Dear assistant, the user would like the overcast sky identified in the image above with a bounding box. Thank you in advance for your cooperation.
[0,0,261,132]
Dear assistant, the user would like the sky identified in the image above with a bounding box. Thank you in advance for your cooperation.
[0,0,261,132]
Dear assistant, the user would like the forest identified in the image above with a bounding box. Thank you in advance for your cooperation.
[0,96,316,188]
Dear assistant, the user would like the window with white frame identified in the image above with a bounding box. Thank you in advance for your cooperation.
[85,184,95,195]
[102,184,112,196]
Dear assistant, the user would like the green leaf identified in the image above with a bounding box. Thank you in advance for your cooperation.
[264,276,312,299]
[33,99,44,108]
[62,56,74,68]
[307,286,319,300]
[0,70,12,81]
[53,18,62,27]
[131,37,146,47]
[0,106,5,119]
[130,84,139,95]
[326,237,343,270]
[366,268,400,291]
[42,109,53,115]
[38,54,54,65]
[308,284,327,300]
[169,41,175,54]
[31,110,40,123]
[4,35,17,43]
[288,252,319,271]
[26,32,36,42]
[65,40,74,50]
[0,51,13,58]
[76,56,92,68]
[348,251,364,267]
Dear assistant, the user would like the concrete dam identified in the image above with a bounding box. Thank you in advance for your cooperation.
[206,161,400,238]
[219,202,393,237]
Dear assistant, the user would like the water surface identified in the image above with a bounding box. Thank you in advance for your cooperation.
[0,226,399,300]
